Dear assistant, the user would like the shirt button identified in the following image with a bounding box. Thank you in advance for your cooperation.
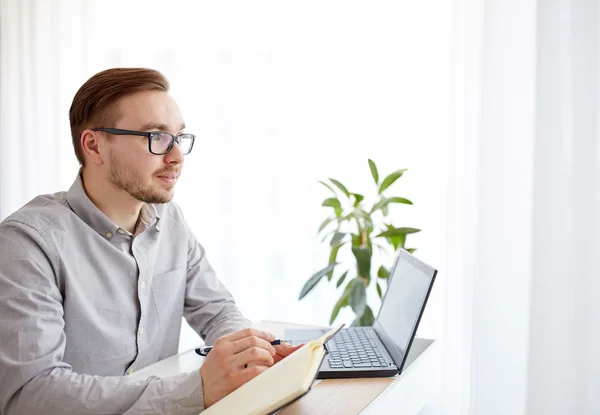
[105,231,112,238]
[140,281,146,289]
[117,229,126,235]
[138,327,144,336]
[126,368,134,375]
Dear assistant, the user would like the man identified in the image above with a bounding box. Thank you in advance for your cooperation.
[0,68,301,414]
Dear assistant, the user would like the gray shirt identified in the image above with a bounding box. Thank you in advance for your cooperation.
[0,174,251,414]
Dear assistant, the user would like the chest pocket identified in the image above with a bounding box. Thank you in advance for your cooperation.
[150,267,186,325]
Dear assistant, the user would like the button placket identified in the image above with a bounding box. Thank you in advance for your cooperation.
[132,240,150,353]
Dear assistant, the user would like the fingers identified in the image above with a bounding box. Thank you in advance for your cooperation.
[273,343,304,357]
[234,346,275,367]
[231,336,276,356]
[239,364,269,384]
[225,328,276,343]
[199,329,282,409]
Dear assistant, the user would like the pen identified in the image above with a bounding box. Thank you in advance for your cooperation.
[195,339,292,356]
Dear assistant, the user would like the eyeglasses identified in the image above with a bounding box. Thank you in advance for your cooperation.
[92,128,195,155]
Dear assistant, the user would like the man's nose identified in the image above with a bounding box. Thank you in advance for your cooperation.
[165,142,184,164]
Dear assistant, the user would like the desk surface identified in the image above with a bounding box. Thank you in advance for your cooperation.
[128,320,439,414]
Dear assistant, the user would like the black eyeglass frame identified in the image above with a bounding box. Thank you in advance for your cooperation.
[92,128,195,155]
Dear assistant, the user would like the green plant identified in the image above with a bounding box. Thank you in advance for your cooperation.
[298,159,420,326]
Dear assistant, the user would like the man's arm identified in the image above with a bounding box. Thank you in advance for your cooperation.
[0,222,204,415]
[182,220,251,345]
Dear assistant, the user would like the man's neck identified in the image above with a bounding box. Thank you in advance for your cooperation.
[81,169,143,233]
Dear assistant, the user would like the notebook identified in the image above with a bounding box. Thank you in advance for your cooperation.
[202,323,344,415]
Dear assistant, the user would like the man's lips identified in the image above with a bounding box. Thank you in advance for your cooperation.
[156,170,180,178]
[156,171,180,183]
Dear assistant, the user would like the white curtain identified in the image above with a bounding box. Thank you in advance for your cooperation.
[526,0,600,412]
[2,0,599,414]
[458,0,600,414]
[0,0,446,351]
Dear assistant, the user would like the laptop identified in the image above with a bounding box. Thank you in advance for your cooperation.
[285,248,437,378]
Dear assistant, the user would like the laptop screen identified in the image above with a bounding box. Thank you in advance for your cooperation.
[373,249,436,370]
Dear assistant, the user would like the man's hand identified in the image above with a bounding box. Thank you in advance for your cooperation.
[199,328,278,408]
[245,342,304,369]
[273,343,304,365]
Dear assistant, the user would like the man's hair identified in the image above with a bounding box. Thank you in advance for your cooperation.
[69,68,170,165]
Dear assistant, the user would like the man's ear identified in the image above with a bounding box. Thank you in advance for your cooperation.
[81,130,105,165]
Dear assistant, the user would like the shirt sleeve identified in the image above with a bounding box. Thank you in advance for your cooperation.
[0,221,205,415]
[181,219,251,345]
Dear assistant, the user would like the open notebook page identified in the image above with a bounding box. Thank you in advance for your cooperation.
[202,323,344,415]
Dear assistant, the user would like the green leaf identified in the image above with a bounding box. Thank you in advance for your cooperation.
[376,227,421,238]
[327,242,345,281]
[343,277,356,294]
[322,198,341,209]
[352,193,364,207]
[388,197,413,205]
[330,232,345,247]
[336,270,349,288]
[368,159,379,184]
[329,178,350,198]
[371,197,386,213]
[376,282,383,298]
[322,198,343,217]
[407,248,417,253]
[352,305,375,326]
[319,180,337,195]
[377,224,409,250]
[330,292,349,324]
[389,234,406,250]
[371,196,413,215]
[348,278,367,318]
[351,245,372,280]
[321,230,336,243]
[299,262,338,300]
[378,169,407,194]
[377,265,390,280]
[328,232,346,281]
[318,217,336,234]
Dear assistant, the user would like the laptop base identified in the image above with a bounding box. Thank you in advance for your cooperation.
[285,327,399,378]
[316,366,398,379]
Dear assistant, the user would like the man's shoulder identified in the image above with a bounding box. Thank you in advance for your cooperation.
[0,191,71,236]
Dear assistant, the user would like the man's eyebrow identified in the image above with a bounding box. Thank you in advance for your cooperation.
[139,122,186,132]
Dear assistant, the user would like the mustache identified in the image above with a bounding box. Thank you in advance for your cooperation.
[154,168,181,177]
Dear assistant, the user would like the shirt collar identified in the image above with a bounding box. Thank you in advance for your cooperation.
[66,172,161,239]
[135,203,162,235]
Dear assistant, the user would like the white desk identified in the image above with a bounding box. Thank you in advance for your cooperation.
[128,321,439,414]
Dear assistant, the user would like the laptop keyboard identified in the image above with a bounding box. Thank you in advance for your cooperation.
[327,328,388,369]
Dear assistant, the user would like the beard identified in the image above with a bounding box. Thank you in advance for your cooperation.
[108,152,178,204]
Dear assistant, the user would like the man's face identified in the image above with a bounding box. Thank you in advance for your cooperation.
[104,90,186,204]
